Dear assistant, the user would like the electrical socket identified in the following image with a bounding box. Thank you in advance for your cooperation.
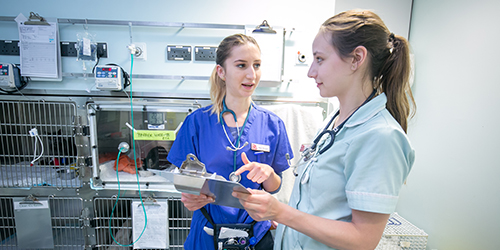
[0,40,20,55]
[60,42,108,58]
[194,46,217,61]
[167,45,191,61]
[1,40,109,57]
[133,42,147,60]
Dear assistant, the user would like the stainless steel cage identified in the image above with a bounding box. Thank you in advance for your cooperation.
[0,100,81,188]
[0,196,85,249]
[87,98,201,192]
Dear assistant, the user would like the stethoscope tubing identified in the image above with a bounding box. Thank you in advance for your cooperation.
[293,89,377,176]
[220,99,252,172]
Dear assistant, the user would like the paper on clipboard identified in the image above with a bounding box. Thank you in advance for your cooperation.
[132,199,168,249]
[15,13,62,81]
[245,25,284,87]
[165,170,250,209]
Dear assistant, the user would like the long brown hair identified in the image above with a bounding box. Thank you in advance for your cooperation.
[209,34,260,119]
[321,9,415,132]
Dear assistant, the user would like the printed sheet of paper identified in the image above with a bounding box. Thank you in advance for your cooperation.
[132,200,169,249]
[15,13,61,79]
[245,26,284,85]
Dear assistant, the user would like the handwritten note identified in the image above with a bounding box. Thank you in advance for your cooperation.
[134,130,176,141]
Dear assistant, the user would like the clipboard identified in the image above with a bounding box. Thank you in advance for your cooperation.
[15,12,62,81]
[132,198,168,249]
[13,196,54,249]
[24,12,50,25]
[166,154,251,209]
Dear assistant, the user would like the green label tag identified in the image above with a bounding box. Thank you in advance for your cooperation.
[133,130,176,141]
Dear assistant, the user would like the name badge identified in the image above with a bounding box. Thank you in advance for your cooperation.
[300,144,312,152]
[251,143,270,152]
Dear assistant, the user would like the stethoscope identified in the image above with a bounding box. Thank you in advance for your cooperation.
[293,89,377,177]
[220,99,251,182]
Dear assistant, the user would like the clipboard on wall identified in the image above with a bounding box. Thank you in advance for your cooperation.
[245,21,284,87]
[15,12,62,81]
[131,198,169,249]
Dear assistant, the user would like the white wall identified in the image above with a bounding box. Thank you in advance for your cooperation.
[397,0,500,249]
[335,0,413,40]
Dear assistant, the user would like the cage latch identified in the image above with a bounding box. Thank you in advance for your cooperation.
[80,207,92,228]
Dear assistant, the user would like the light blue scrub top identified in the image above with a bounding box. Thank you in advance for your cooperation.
[168,103,293,250]
[274,93,415,250]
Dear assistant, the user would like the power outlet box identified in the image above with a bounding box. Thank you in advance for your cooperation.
[60,42,108,58]
[0,40,108,58]
[194,46,217,61]
[0,40,20,55]
[167,45,191,61]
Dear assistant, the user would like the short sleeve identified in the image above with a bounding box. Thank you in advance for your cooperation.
[344,127,414,214]
[271,118,294,174]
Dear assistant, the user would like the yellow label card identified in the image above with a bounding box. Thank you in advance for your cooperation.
[133,130,176,141]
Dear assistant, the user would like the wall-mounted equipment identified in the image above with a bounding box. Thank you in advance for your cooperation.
[194,46,217,61]
[0,63,28,93]
[132,42,147,60]
[94,65,129,91]
[0,40,20,55]
[0,63,17,88]
[166,45,191,61]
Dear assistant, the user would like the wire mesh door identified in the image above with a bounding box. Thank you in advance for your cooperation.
[0,100,81,188]
[94,197,192,250]
[0,196,85,249]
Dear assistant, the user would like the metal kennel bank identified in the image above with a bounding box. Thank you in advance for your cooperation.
[0,94,202,249]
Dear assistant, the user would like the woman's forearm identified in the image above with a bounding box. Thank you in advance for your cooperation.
[274,205,388,250]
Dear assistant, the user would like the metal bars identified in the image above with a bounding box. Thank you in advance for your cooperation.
[0,100,81,188]
[94,197,192,250]
[0,196,85,249]
[0,197,15,249]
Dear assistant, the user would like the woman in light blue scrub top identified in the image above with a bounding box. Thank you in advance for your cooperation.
[167,34,293,250]
[234,10,416,250]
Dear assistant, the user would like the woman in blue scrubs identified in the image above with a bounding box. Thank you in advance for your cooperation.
[234,10,416,250]
[167,34,293,250]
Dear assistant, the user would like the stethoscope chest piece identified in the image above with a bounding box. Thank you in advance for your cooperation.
[229,172,241,183]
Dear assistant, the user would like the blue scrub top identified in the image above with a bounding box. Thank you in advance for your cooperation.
[168,103,294,250]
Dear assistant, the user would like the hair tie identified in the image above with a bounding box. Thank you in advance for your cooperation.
[388,33,396,53]
[389,33,395,41]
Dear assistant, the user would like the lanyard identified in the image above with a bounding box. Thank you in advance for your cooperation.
[220,99,251,172]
